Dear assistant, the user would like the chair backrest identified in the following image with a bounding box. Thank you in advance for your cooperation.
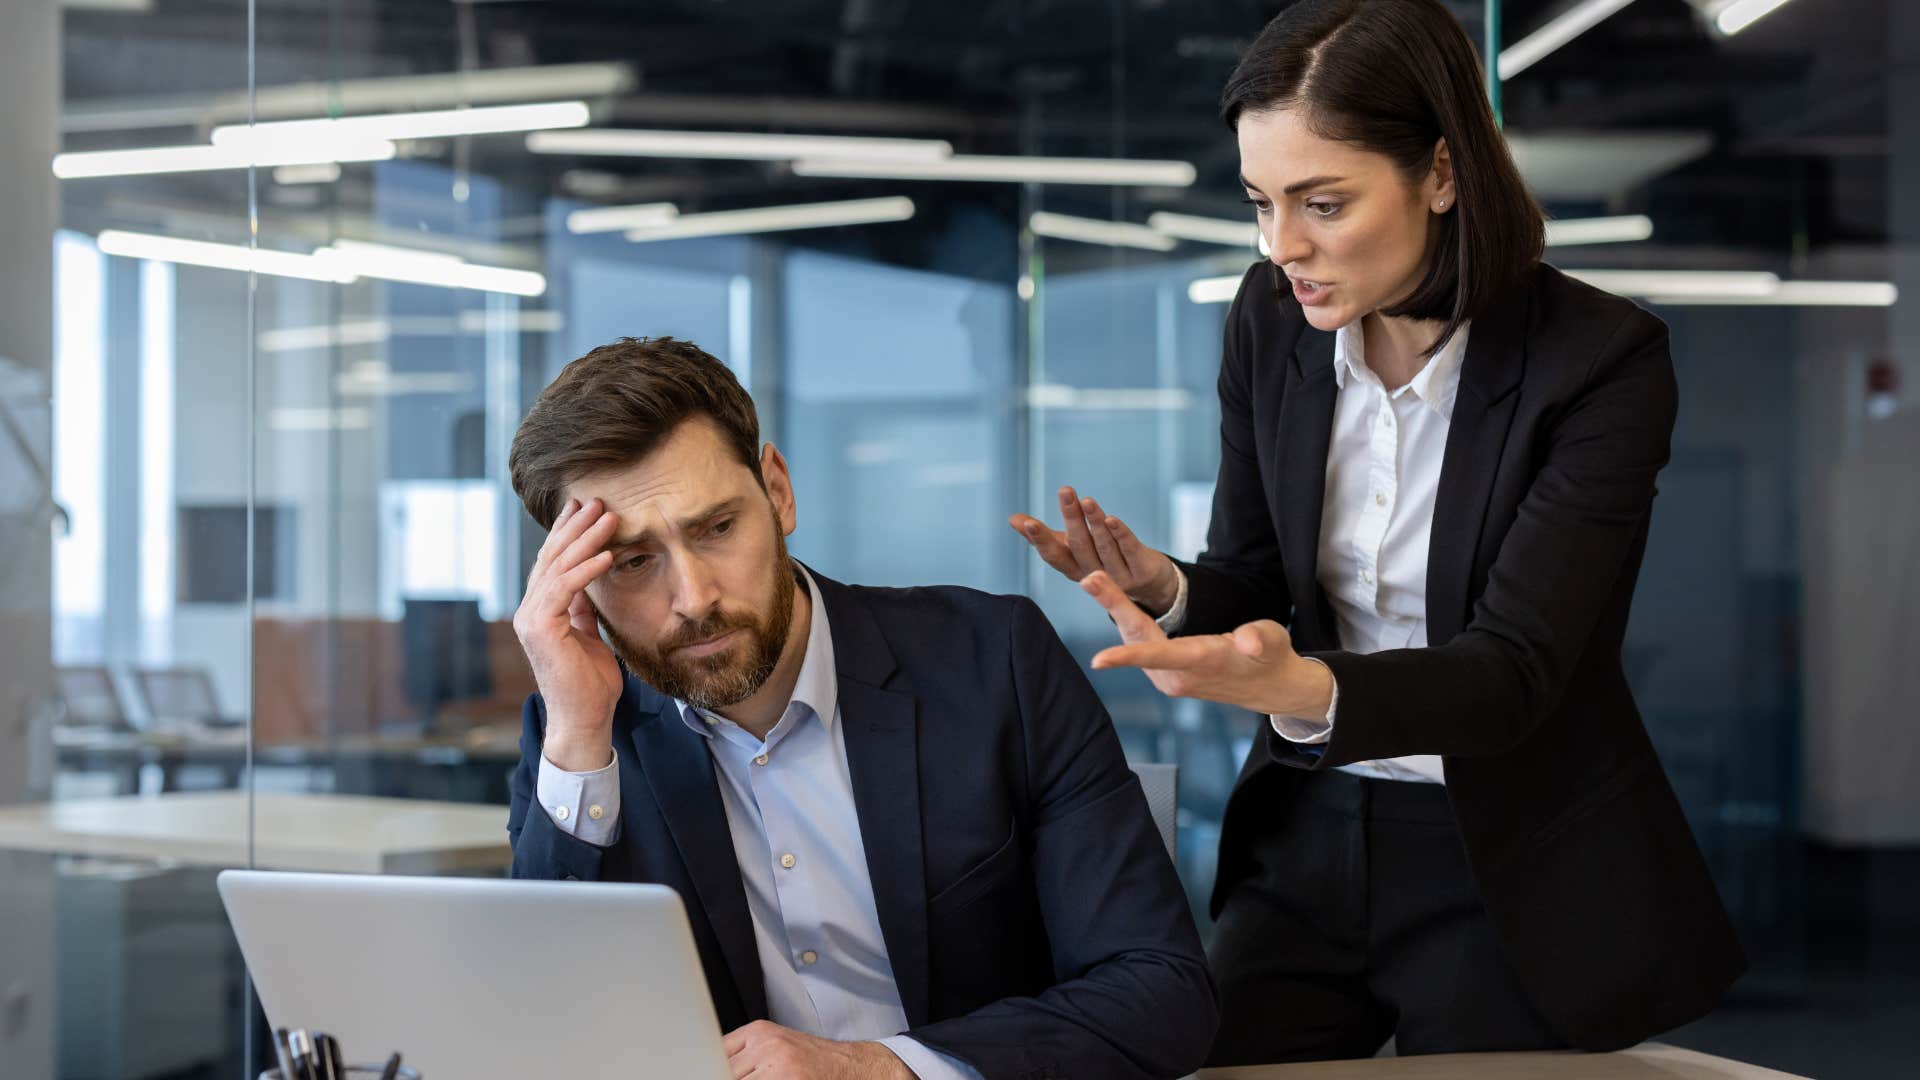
[133,666,222,726]
[1129,761,1179,860]
[54,665,128,729]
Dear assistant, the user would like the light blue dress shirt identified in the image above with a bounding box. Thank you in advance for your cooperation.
[536,565,981,1080]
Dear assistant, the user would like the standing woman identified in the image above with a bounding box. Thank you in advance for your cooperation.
[1010,0,1744,1064]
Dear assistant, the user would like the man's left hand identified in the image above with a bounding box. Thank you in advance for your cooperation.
[723,1021,913,1080]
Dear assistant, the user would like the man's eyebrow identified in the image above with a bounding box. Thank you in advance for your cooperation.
[605,496,746,551]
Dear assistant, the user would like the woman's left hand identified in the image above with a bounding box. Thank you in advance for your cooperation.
[1079,571,1335,719]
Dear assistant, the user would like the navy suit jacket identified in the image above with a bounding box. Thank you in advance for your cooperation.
[506,569,1217,1080]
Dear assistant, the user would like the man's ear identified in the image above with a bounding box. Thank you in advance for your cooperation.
[760,442,798,535]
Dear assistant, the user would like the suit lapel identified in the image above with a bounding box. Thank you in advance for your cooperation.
[1278,325,1340,645]
[811,572,933,1030]
[627,689,769,1023]
[1426,279,1532,645]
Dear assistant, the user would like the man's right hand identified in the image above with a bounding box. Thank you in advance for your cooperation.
[1009,485,1182,617]
[512,497,624,772]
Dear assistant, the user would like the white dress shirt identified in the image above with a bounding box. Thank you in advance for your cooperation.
[536,565,981,1080]
[1161,319,1471,785]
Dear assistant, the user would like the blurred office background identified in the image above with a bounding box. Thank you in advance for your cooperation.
[0,1,1915,1077]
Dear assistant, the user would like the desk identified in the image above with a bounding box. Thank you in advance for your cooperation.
[1195,1043,1809,1079]
[54,726,251,792]
[54,724,524,801]
[0,791,512,874]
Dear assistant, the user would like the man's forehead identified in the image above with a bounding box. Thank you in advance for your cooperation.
[566,421,748,503]
[568,458,752,519]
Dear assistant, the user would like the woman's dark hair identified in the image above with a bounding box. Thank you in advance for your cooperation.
[1221,0,1543,355]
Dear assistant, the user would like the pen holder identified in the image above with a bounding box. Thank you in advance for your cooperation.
[259,1060,420,1068]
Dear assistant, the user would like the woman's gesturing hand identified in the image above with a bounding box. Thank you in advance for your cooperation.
[1009,485,1182,617]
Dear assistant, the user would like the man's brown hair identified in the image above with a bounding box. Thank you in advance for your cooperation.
[509,336,762,530]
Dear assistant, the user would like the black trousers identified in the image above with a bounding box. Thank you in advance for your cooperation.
[1207,769,1566,1065]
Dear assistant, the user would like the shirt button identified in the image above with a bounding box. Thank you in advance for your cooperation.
[800,950,818,966]
[587,805,604,821]
[1361,569,1375,585]
[1374,492,1387,507]
[703,716,718,726]
[780,853,796,869]
[754,754,769,766]
[554,805,570,821]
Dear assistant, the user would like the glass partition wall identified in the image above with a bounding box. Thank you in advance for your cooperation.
[10,2,1916,1077]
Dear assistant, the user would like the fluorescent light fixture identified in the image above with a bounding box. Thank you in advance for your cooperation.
[65,63,634,134]
[97,231,547,296]
[96,230,357,283]
[457,309,565,334]
[1544,214,1655,246]
[1499,0,1640,80]
[623,197,915,243]
[1646,281,1897,307]
[272,162,343,185]
[1713,0,1797,35]
[258,320,393,353]
[270,406,372,432]
[1187,275,1243,305]
[1567,267,1896,306]
[1030,212,1177,252]
[212,101,590,148]
[335,361,474,397]
[1026,385,1195,410]
[315,240,547,297]
[566,202,680,235]
[54,139,394,179]
[1147,211,1261,248]
[792,154,1198,187]
[528,129,952,162]
[1562,269,1780,297]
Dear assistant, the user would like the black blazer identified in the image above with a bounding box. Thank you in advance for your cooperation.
[1179,261,1745,1051]
[507,570,1218,1080]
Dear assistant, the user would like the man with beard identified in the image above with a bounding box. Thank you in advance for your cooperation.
[502,337,1216,1080]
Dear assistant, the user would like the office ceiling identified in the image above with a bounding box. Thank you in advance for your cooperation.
[56,0,1900,270]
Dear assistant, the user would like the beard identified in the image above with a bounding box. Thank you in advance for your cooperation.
[597,517,797,713]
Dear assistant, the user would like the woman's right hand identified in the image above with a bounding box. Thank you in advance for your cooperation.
[1009,485,1182,617]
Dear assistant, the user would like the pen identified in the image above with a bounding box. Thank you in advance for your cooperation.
[272,1027,297,1080]
[378,1051,403,1080]
[287,1029,316,1080]
[315,1033,339,1080]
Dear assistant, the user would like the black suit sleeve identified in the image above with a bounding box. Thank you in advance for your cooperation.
[905,597,1219,1080]
[1297,308,1678,766]
[1177,264,1294,636]
[505,693,620,881]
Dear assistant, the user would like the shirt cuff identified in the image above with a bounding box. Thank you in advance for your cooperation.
[535,748,621,847]
[878,1036,984,1080]
[1154,564,1191,634]
[1269,657,1339,744]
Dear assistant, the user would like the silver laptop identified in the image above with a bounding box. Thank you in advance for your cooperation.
[218,870,731,1080]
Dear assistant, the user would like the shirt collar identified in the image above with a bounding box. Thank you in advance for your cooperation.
[675,561,838,742]
[1331,318,1472,420]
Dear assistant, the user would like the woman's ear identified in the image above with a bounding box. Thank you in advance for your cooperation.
[1428,137,1456,213]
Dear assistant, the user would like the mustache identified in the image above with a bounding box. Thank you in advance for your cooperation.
[656,611,758,654]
